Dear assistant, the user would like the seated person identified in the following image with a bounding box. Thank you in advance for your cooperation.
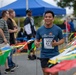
[17,28,26,42]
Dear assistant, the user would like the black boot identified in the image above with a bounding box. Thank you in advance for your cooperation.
[28,55,31,59]
[32,55,36,59]
[28,55,34,60]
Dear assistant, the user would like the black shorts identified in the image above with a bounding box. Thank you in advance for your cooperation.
[40,58,49,68]
[40,58,57,68]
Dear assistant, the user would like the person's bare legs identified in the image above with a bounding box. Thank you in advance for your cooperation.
[5,59,9,69]
[42,68,58,75]
[42,68,50,75]
[51,72,58,75]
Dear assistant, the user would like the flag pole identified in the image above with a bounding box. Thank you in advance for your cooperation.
[26,0,28,10]
[65,19,68,43]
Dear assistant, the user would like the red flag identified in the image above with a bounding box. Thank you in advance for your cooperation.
[45,60,76,74]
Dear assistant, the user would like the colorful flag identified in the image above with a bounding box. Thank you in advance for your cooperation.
[45,60,76,74]
[45,40,76,74]
[0,50,11,65]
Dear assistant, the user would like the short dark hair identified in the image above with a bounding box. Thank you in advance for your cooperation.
[44,10,54,18]
[26,9,32,14]
[8,9,14,14]
[1,10,8,17]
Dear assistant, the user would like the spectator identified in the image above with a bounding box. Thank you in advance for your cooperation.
[0,10,14,73]
[24,9,36,60]
[63,20,71,33]
[7,9,18,69]
[69,18,75,32]
[17,28,26,42]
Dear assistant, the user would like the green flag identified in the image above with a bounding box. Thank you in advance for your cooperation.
[0,50,11,65]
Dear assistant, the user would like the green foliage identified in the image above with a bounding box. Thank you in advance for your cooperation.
[20,18,25,27]
[14,17,25,27]
[57,0,73,7]
[54,18,63,25]
[55,0,76,15]
[34,16,43,27]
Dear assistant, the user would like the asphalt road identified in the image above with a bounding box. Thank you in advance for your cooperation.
[0,53,76,75]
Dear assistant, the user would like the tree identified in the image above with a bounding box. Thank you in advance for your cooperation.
[54,0,76,15]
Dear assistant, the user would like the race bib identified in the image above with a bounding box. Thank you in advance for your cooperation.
[42,35,54,49]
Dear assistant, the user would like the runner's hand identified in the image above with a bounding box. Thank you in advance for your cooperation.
[34,41,40,48]
[52,40,58,47]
